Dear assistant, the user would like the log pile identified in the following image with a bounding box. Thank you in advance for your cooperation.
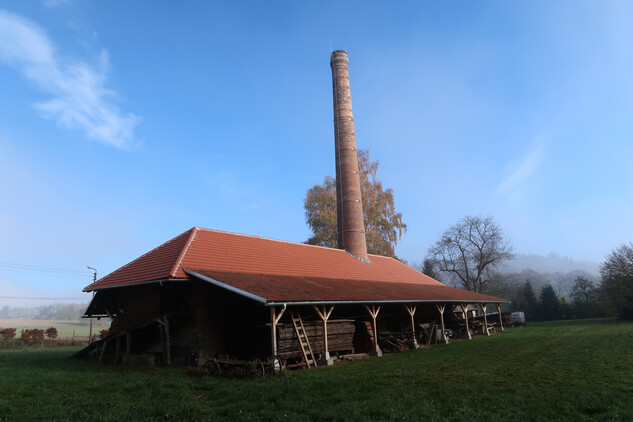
[277,319,355,359]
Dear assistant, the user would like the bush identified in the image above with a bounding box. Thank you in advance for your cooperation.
[1,328,17,342]
[45,327,58,340]
[99,329,110,339]
[21,329,45,345]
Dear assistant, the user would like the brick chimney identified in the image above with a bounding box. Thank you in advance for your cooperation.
[330,50,369,262]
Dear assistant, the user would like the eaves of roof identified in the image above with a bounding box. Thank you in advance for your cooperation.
[185,269,509,306]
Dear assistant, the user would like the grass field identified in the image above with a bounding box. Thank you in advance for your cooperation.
[0,318,110,339]
[0,319,632,421]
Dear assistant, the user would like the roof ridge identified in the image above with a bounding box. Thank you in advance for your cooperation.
[171,226,199,277]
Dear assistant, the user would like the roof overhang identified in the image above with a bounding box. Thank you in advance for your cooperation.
[266,299,509,306]
[185,269,267,304]
[83,278,186,292]
[185,269,509,307]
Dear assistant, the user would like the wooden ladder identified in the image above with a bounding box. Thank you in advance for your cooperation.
[290,312,316,368]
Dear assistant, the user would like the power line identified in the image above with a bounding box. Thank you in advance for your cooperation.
[0,261,91,278]
[0,296,89,300]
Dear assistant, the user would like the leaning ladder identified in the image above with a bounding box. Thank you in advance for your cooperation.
[290,312,316,369]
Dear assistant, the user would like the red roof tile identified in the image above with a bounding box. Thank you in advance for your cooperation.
[85,227,508,304]
[186,270,507,304]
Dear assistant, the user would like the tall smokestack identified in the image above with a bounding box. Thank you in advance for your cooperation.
[330,50,369,262]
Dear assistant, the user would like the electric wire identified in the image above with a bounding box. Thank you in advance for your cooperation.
[0,261,91,278]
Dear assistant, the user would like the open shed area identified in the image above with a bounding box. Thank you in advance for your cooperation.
[79,227,506,369]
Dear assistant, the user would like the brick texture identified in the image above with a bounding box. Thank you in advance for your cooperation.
[330,50,369,262]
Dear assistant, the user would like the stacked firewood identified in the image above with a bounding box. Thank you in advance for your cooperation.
[277,319,355,359]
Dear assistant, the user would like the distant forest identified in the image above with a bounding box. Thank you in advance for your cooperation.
[0,303,88,320]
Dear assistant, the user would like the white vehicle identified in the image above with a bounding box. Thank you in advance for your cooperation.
[511,312,526,326]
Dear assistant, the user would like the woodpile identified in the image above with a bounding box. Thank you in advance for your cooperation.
[277,319,355,359]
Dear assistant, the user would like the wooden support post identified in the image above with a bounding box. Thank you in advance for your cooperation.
[404,304,419,349]
[495,303,504,331]
[270,306,285,371]
[436,304,449,344]
[480,303,490,336]
[115,336,121,364]
[426,321,436,346]
[164,315,171,365]
[460,304,472,339]
[99,339,108,363]
[363,304,382,357]
[158,324,167,364]
[313,305,335,366]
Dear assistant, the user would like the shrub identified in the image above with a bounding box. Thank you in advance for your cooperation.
[21,329,45,345]
[99,329,110,339]
[45,327,58,340]
[1,328,17,342]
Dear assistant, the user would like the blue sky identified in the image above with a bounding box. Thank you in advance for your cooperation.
[1,1,632,306]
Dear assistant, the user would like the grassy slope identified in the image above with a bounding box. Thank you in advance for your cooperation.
[0,319,631,421]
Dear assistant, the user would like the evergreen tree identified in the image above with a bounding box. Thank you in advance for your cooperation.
[539,284,561,321]
[421,258,440,280]
[522,281,538,321]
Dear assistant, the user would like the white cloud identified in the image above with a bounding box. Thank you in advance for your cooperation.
[0,9,139,148]
[497,139,545,195]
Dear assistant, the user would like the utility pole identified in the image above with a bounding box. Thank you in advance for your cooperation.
[87,266,97,344]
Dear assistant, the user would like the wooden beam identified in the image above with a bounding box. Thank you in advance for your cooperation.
[99,339,108,363]
[436,304,449,344]
[480,304,490,336]
[426,321,436,346]
[403,304,419,349]
[363,304,382,357]
[115,336,121,364]
[460,304,472,340]
[313,305,335,365]
[495,303,504,331]
[158,324,167,364]
[270,306,286,370]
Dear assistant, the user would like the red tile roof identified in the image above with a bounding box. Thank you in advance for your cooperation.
[186,270,507,304]
[85,227,507,304]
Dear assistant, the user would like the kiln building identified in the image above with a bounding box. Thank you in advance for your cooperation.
[81,51,507,368]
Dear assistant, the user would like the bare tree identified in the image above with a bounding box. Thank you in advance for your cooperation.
[599,242,633,316]
[570,276,597,317]
[427,215,514,293]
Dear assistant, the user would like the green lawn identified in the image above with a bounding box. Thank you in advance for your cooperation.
[0,319,631,421]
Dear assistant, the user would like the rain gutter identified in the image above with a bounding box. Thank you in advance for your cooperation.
[184,269,268,304]
[266,299,509,307]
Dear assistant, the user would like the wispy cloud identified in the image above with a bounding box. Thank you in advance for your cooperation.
[0,9,139,148]
[497,139,546,195]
